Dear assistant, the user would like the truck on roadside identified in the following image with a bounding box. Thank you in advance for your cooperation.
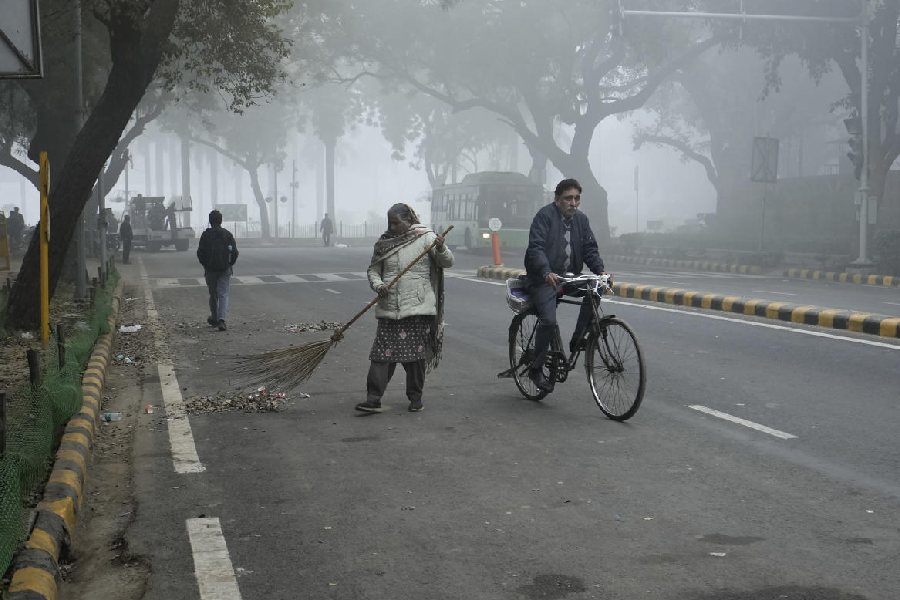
[126,195,194,252]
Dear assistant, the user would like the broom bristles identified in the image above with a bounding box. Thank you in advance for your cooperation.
[237,337,335,390]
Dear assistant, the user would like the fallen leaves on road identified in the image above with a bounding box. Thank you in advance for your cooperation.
[283,320,341,334]
[184,386,301,415]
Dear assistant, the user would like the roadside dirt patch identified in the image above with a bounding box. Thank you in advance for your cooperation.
[58,284,151,600]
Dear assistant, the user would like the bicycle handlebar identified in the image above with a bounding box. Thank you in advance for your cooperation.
[558,272,613,294]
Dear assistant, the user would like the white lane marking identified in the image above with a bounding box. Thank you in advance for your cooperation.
[326,288,341,294]
[689,405,797,439]
[187,518,242,600]
[885,301,900,307]
[158,361,205,473]
[234,275,265,285]
[455,277,505,286]
[751,290,797,296]
[139,259,205,474]
[604,298,900,351]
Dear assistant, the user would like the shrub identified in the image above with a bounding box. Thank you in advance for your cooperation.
[873,229,900,276]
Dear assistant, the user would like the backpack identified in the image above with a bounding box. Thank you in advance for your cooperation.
[206,229,232,271]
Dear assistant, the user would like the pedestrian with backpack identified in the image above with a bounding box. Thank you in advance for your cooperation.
[197,210,239,331]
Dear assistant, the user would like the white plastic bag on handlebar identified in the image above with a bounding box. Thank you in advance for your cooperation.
[505,277,532,314]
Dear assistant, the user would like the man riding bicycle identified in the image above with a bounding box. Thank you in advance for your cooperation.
[524,178,606,393]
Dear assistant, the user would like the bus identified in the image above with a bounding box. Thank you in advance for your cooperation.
[430,171,545,249]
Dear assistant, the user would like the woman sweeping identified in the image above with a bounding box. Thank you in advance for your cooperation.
[355,203,454,413]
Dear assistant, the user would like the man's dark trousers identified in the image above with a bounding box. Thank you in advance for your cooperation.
[529,281,594,371]
[122,240,132,264]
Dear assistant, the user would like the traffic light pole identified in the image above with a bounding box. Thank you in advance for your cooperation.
[854,2,871,266]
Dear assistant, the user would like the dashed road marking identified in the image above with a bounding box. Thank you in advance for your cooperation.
[689,405,797,440]
[187,518,242,600]
[326,288,341,294]
[139,259,205,474]
[152,270,476,288]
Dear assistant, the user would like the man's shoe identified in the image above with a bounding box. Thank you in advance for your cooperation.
[408,400,424,412]
[207,317,218,326]
[569,336,585,355]
[217,320,227,331]
[528,367,554,393]
[355,401,383,413]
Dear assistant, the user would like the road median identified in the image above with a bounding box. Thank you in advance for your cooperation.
[478,266,900,339]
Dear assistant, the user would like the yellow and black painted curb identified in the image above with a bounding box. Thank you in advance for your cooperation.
[7,281,124,600]
[783,268,899,288]
[606,254,762,274]
[478,266,900,339]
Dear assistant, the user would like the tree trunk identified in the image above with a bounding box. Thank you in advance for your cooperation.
[6,3,179,329]
[248,166,271,239]
[324,136,336,223]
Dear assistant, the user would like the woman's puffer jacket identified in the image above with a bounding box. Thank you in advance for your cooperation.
[367,228,454,320]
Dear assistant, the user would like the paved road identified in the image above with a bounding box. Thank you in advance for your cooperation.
[121,246,899,600]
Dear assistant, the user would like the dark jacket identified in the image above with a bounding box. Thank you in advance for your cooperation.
[197,225,239,272]
[524,203,604,284]
[119,221,133,241]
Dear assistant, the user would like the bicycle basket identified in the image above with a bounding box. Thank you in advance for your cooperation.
[506,277,532,314]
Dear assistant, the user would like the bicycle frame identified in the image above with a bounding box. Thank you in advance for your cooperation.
[546,275,613,379]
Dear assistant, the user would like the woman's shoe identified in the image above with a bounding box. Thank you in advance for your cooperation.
[355,401,383,413]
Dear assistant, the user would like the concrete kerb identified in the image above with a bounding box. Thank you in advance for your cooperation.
[606,254,762,275]
[783,268,899,288]
[478,266,900,339]
[7,280,124,600]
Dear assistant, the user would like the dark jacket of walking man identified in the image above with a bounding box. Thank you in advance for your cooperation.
[197,210,239,331]
[320,213,334,247]
[119,215,133,264]
[524,178,605,393]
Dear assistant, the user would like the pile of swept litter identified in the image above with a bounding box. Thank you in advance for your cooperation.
[185,386,304,415]
[283,320,341,334]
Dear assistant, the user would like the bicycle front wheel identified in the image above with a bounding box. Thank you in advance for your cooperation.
[509,312,549,401]
[585,318,645,420]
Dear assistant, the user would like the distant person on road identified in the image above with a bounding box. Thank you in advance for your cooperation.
[197,209,239,332]
[523,178,605,394]
[7,207,24,251]
[355,203,453,414]
[166,202,178,239]
[119,215,133,264]
[320,213,333,247]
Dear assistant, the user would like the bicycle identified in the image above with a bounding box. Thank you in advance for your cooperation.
[500,273,646,421]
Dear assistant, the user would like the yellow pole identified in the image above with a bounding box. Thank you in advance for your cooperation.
[40,152,50,350]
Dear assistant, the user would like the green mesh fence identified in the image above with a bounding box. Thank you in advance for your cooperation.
[0,270,118,575]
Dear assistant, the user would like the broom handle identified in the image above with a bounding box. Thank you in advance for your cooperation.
[335,225,454,336]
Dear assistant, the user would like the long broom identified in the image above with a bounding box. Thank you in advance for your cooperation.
[237,225,453,390]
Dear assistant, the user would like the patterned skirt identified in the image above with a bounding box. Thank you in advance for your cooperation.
[369,316,434,363]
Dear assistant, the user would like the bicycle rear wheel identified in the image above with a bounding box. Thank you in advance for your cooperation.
[585,318,645,420]
[509,312,549,401]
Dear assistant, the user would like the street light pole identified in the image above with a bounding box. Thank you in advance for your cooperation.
[853,0,871,265]
[291,159,297,238]
[273,164,279,242]
[73,0,86,299]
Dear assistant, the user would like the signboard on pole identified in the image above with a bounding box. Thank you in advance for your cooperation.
[215,204,247,222]
[751,137,779,183]
[0,0,43,78]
